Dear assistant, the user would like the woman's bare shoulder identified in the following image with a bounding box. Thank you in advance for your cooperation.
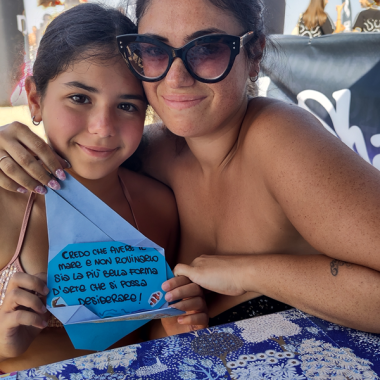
[241,97,380,271]
[242,97,349,164]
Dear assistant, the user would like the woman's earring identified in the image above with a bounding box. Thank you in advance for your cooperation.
[32,116,41,126]
[250,70,259,83]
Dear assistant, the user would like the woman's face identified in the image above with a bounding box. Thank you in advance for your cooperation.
[138,0,256,138]
[37,57,146,180]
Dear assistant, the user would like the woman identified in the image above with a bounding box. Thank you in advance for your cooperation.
[296,0,335,37]
[353,0,380,32]
[1,0,380,335]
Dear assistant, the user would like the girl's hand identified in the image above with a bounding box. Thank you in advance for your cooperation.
[0,122,68,193]
[0,272,49,361]
[174,255,250,297]
[161,276,208,335]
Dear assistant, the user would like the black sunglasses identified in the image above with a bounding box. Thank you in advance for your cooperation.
[116,32,256,84]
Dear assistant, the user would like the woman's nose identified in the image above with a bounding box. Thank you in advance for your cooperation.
[87,109,115,137]
[165,58,195,88]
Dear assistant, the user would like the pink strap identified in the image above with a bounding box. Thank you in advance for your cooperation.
[9,192,36,267]
[118,172,140,231]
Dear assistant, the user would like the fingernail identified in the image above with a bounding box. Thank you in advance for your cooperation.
[48,179,61,190]
[17,187,28,194]
[162,282,170,292]
[165,292,173,302]
[42,320,48,328]
[43,286,49,295]
[41,305,47,313]
[177,316,184,323]
[34,186,47,195]
[55,169,66,181]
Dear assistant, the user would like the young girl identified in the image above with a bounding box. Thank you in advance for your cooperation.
[0,3,207,373]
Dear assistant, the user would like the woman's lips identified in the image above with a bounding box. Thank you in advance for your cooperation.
[77,144,117,158]
[162,95,206,110]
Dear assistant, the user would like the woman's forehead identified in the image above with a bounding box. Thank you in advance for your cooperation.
[138,0,243,40]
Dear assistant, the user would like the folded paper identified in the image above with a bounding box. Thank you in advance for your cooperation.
[45,172,184,351]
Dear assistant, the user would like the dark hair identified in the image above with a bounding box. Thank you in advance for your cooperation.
[33,3,137,97]
[135,0,265,63]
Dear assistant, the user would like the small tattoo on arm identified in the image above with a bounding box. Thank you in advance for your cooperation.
[330,259,352,276]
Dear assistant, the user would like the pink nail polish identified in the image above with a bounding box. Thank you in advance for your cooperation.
[55,169,66,181]
[17,187,28,194]
[48,179,61,190]
[34,186,47,195]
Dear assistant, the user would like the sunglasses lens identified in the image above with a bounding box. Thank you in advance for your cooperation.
[126,42,169,79]
[187,43,231,80]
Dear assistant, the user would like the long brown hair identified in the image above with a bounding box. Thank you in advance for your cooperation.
[303,0,327,30]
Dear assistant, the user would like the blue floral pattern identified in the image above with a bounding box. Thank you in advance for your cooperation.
[17,310,380,379]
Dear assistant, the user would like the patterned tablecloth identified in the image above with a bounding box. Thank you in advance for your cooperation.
[16,309,380,379]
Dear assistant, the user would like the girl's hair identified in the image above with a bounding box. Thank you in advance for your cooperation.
[33,3,137,97]
[303,0,327,30]
[134,0,266,65]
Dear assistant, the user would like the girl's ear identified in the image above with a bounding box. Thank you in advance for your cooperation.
[25,77,42,123]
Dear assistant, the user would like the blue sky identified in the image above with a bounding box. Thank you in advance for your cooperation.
[284,0,363,34]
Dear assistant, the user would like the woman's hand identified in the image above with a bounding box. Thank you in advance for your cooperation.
[0,122,68,193]
[0,272,49,361]
[160,275,208,335]
[174,255,251,297]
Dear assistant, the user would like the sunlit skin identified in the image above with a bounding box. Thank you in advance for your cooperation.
[138,0,380,333]
[0,55,207,372]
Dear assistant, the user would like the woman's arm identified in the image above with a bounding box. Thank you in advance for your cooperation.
[176,99,380,332]
[175,253,380,333]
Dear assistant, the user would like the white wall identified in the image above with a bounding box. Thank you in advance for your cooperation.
[284,0,363,34]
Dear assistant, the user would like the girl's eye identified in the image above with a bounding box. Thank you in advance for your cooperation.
[118,103,137,112]
[70,95,90,104]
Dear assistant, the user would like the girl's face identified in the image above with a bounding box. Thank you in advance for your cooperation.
[138,0,257,139]
[34,57,146,180]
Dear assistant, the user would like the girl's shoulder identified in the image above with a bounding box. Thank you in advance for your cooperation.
[118,168,178,251]
[241,97,337,164]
